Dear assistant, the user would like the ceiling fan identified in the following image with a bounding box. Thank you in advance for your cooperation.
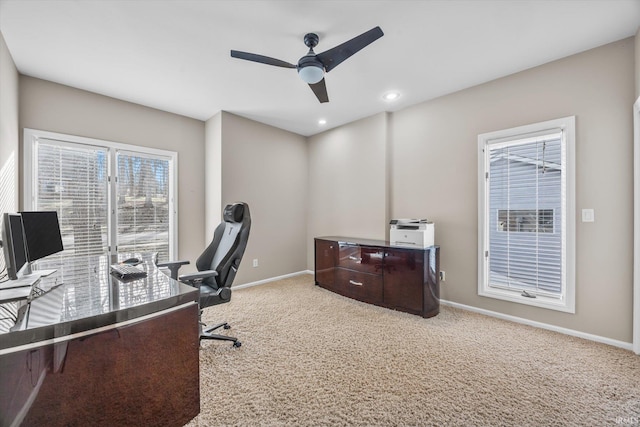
[230,26,384,103]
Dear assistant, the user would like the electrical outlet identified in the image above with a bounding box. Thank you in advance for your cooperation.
[252,259,259,268]
[439,271,445,282]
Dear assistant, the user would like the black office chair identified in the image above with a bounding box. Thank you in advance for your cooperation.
[157,202,251,347]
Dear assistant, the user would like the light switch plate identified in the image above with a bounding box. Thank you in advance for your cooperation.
[582,209,595,222]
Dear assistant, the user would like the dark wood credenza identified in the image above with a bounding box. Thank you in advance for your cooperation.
[314,236,440,318]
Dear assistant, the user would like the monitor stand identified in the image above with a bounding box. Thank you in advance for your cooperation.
[18,262,57,280]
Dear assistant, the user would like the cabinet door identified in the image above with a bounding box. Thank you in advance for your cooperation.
[315,239,336,289]
[383,248,425,315]
[337,244,384,275]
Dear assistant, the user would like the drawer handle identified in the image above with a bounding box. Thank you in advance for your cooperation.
[349,280,363,286]
[348,256,362,262]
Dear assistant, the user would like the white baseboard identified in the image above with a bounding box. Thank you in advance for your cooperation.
[234,273,633,352]
[233,270,313,290]
[441,299,633,351]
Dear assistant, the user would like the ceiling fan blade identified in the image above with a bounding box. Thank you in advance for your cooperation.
[309,78,329,103]
[316,26,384,73]
[230,50,297,69]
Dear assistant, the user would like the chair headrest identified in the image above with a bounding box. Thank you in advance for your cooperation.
[224,203,245,223]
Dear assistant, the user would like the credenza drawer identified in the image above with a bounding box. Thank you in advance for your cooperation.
[337,244,384,275]
[336,268,383,305]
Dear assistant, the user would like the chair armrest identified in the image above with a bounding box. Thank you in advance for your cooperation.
[179,269,218,283]
[155,260,190,280]
[156,259,190,268]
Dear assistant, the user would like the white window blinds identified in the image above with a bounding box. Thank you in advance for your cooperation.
[34,139,109,259]
[116,152,171,262]
[487,133,564,296]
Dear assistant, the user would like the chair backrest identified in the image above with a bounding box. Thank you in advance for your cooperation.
[195,202,251,289]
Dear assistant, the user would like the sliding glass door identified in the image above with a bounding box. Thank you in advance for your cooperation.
[24,130,177,278]
[116,151,171,262]
[33,139,109,259]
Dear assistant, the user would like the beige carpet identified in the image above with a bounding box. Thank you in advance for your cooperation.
[187,274,640,426]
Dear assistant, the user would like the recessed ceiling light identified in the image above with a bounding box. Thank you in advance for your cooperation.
[318,119,327,125]
[383,91,400,101]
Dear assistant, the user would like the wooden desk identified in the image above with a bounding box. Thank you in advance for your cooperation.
[315,236,440,318]
[0,254,200,427]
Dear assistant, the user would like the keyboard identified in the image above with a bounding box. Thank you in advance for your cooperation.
[110,263,147,280]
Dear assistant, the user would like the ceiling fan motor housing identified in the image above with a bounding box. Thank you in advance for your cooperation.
[304,33,319,49]
[297,53,324,84]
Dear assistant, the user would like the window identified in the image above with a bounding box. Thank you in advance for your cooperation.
[23,129,177,283]
[116,151,172,261]
[33,141,109,258]
[478,117,575,312]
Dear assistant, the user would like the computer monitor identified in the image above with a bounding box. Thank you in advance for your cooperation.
[19,211,64,265]
[1,213,28,280]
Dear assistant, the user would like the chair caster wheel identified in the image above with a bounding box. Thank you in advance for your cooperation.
[233,341,242,348]
[223,324,231,330]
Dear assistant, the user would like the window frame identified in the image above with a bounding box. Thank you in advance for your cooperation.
[23,128,178,261]
[477,117,575,313]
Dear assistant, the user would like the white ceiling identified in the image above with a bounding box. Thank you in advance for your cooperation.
[0,0,639,136]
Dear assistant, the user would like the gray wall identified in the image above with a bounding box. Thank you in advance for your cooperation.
[308,38,635,342]
[217,112,308,284]
[0,31,19,218]
[18,76,207,266]
[307,113,389,268]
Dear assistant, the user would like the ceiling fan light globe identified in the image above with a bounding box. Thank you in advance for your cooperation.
[298,65,324,84]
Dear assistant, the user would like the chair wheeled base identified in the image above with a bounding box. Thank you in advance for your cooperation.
[200,320,241,347]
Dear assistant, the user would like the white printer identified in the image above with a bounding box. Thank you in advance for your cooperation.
[389,219,435,248]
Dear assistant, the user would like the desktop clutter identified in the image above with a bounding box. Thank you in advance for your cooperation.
[109,257,147,280]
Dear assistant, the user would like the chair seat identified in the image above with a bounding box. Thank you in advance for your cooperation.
[199,283,232,308]
[199,283,218,296]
